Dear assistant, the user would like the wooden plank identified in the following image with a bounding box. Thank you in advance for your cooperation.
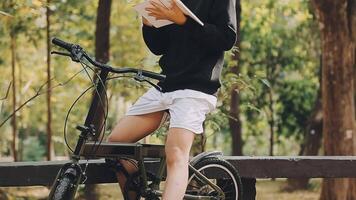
[0,159,161,187]
[0,160,107,187]
[83,142,166,159]
[1,156,356,187]
[226,156,356,178]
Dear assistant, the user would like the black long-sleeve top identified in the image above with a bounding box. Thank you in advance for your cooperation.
[143,0,237,95]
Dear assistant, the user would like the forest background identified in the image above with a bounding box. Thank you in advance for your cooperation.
[0,0,355,199]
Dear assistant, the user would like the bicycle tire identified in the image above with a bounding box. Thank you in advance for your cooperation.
[49,176,76,200]
[187,157,243,200]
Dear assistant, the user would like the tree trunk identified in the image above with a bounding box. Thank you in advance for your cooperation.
[229,86,243,155]
[265,63,276,157]
[17,43,23,161]
[84,0,112,199]
[349,0,356,119]
[94,1,111,65]
[46,0,53,161]
[230,2,257,200]
[10,32,17,162]
[311,1,356,199]
[91,0,112,140]
[229,0,243,157]
[267,86,275,156]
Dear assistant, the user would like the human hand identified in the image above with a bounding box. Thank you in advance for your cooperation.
[146,0,187,25]
[142,16,153,26]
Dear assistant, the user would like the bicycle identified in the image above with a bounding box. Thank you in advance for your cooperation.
[48,38,243,200]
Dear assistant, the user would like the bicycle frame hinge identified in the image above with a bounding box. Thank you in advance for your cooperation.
[76,124,96,138]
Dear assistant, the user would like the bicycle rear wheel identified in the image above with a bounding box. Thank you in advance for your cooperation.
[187,157,243,200]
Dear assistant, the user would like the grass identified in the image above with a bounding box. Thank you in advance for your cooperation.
[0,179,321,200]
[256,179,321,200]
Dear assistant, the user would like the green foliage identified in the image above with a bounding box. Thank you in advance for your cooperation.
[22,136,46,161]
[238,0,320,155]
[205,0,321,155]
[277,79,318,139]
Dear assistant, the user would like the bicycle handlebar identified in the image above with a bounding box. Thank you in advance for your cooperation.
[51,37,166,81]
[52,38,74,52]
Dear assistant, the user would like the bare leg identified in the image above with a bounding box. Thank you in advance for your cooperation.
[108,111,164,143]
[107,111,165,199]
[162,128,195,200]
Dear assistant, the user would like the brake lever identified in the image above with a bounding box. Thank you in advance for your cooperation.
[51,51,71,57]
[51,49,83,63]
[144,79,163,92]
[134,71,162,92]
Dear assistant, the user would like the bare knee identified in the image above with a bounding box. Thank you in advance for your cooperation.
[165,146,189,167]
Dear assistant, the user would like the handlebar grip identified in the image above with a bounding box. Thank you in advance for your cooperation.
[52,38,74,52]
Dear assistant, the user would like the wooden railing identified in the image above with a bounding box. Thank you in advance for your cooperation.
[1,156,356,200]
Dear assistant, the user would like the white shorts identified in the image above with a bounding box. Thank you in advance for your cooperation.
[126,88,217,134]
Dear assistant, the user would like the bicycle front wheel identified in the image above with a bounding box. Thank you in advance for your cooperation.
[187,157,243,200]
[48,175,76,200]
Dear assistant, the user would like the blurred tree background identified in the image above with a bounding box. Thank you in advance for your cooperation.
[0,0,355,199]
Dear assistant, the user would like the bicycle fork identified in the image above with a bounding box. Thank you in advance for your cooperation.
[48,162,83,199]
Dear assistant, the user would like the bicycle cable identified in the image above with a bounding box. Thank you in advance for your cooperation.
[62,54,109,154]
[80,61,109,157]
[63,85,94,153]
[75,59,111,182]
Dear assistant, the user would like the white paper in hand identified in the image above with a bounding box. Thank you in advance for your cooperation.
[134,0,173,28]
[134,0,204,28]
[173,0,204,26]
